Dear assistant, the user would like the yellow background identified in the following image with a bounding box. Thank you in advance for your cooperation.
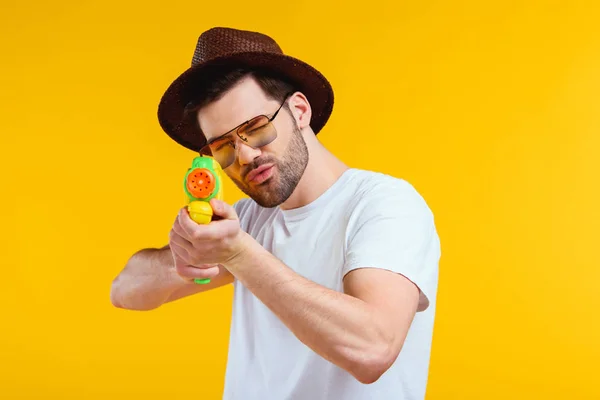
[1,1,599,399]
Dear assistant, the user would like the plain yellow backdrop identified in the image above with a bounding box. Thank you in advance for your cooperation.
[1,1,599,399]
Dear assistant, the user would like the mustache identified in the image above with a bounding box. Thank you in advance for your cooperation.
[241,158,277,180]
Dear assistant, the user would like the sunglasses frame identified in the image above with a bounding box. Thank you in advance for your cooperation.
[199,93,294,164]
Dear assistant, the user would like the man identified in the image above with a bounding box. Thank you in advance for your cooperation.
[111,27,441,399]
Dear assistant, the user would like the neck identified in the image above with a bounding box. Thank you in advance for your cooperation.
[279,135,349,211]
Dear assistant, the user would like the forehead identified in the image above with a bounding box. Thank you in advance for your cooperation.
[197,76,272,142]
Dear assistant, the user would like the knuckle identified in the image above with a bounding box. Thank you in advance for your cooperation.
[205,230,219,241]
[191,229,203,241]
[226,227,238,239]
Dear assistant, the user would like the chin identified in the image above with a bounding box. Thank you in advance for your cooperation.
[249,181,283,208]
[246,179,287,208]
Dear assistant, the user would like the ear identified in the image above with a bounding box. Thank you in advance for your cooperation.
[288,92,312,130]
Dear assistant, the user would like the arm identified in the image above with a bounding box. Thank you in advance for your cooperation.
[224,234,420,384]
[110,244,233,311]
[170,193,437,383]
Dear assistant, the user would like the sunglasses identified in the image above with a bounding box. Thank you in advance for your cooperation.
[199,93,292,169]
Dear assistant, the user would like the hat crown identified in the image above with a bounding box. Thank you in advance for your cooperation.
[191,27,283,66]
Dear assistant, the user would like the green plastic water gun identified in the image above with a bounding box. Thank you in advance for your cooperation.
[183,155,225,284]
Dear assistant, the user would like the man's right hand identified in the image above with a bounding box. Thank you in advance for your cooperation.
[110,243,233,311]
[168,208,223,283]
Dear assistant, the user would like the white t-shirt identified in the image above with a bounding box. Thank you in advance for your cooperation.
[222,168,441,400]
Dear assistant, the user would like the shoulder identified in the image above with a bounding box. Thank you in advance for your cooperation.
[345,168,435,222]
[232,197,278,233]
[233,197,254,216]
[341,170,441,311]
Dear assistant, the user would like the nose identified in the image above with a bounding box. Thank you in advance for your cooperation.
[236,140,262,166]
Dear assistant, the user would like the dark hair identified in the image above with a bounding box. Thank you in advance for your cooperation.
[183,65,297,138]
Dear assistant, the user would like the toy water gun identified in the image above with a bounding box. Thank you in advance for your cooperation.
[183,155,225,284]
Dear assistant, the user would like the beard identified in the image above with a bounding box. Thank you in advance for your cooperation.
[231,122,308,208]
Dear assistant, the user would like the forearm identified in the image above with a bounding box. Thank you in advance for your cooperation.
[111,247,188,311]
[224,234,396,383]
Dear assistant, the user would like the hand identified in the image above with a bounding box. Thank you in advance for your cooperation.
[168,199,246,282]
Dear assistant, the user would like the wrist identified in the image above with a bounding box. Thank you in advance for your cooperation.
[223,230,258,274]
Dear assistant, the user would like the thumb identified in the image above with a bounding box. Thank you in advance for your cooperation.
[210,199,237,221]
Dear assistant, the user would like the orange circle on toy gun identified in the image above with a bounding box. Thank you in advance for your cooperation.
[187,168,215,199]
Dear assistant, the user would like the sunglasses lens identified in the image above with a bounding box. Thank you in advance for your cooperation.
[239,116,277,148]
[214,145,236,169]
[201,142,235,168]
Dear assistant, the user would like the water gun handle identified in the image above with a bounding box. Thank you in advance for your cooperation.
[183,155,225,285]
[187,201,214,285]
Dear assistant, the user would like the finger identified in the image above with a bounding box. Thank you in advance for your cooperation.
[172,217,193,242]
[203,218,240,239]
[171,248,187,267]
[177,206,203,238]
[171,249,218,280]
[178,205,222,240]
[181,214,239,244]
[169,239,191,261]
[175,264,221,280]
[210,199,238,221]
[200,263,221,269]
[171,248,191,275]
[169,228,194,253]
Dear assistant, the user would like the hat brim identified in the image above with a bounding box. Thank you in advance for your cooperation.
[157,51,334,152]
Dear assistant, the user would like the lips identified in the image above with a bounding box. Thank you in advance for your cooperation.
[246,164,274,183]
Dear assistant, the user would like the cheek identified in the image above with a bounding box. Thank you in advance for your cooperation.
[262,133,290,157]
[224,168,242,183]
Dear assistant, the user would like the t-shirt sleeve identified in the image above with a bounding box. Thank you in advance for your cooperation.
[343,179,441,312]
